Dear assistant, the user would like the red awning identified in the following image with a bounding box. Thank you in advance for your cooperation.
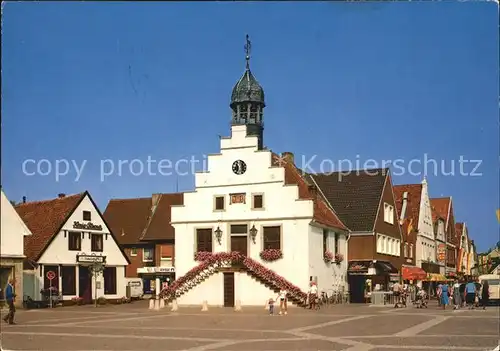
[402,266,427,281]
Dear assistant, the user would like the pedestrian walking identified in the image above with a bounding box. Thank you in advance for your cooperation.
[453,281,461,309]
[465,278,476,309]
[481,280,490,310]
[440,283,449,310]
[2,279,16,325]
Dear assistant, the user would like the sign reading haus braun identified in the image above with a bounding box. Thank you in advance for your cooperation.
[73,221,103,231]
[77,254,106,264]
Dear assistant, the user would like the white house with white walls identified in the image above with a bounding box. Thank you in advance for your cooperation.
[1,190,32,307]
[416,178,437,267]
[16,192,130,303]
[170,126,349,307]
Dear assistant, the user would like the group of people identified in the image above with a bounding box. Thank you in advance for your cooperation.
[267,288,288,315]
[438,278,490,310]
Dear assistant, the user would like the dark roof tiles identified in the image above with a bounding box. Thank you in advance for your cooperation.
[310,168,389,232]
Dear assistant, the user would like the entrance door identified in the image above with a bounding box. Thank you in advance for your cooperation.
[347,275,366,303]
[230,236,248,256]
[79,266,91,303]
[223,272,235,307]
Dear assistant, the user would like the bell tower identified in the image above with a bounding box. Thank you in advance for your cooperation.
[230,35,265,149]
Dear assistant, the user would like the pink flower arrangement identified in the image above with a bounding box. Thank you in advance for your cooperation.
[324,250,334,262]
[334,253,344,264]
[161,252,307,303]
[259,249,283,262]
[194,251,213,261]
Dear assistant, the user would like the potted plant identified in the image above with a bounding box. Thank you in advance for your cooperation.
[71,296,84,305]
[324,250,334,263]
[334,253,344,265]
[259,249,283,262]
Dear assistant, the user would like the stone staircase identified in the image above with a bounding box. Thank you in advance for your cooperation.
[160,252,307,306]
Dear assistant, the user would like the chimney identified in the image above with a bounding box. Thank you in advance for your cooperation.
[399,191,408,224]
[152,193,162,207]
[281,152,294,164]
[22,196,26,204]
[58,193,66,198]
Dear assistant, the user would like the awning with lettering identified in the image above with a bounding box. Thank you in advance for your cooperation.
[402,266,427,281]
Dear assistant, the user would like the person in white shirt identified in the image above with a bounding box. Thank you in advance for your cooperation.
[277,289,288,315]
[308,282,318,310]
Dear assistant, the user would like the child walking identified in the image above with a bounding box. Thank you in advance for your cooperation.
[267,297,275,315]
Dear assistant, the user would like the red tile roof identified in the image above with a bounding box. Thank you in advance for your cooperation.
[103,193,184,244]
[430,197,450,224]
[271,153,348,231]
[15,193,85,261]
[455,222,464,238]
[393,184,422,240]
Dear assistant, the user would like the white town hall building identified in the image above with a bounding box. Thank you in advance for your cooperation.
[168,37,349,307]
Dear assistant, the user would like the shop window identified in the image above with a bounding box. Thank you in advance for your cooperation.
[68,232,81,251]
[61,266,76,295]
[104,267,117,295]
[91,234,103,252]
[263,226,281,250]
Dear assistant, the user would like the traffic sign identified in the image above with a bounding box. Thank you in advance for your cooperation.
[46,271,56,280]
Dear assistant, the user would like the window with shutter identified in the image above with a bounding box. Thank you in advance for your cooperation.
[323,229,328,252]
[263,226,281,250]
[196,229,213,252]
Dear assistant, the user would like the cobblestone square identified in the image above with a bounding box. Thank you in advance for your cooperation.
[1,302,498,350]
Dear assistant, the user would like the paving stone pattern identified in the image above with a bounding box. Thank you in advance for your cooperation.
[0,301,498,350]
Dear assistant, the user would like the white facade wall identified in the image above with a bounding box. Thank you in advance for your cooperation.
[33,194,128,301]
[172,125,348,306]
[416,180,436,267]
[1,190,31,258]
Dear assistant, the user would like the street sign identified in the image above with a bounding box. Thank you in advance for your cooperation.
[46,271,56,280]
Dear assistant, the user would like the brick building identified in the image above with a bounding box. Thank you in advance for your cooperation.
[104,193,183,295]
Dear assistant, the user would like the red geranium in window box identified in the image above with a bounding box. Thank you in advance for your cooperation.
[259,249,283,262]
[334,253,344,264]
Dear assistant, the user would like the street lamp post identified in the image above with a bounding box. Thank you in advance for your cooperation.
[89,262,105,308]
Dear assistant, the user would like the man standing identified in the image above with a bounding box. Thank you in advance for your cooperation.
[3,279,16,325]
[465,278,477,310]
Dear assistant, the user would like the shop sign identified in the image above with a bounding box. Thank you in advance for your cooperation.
[77,254,106,264]
[73,221,103,231]
[437,244,446,263]
[137,266,175,274]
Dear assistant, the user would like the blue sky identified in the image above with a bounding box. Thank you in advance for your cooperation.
[2,2,498,251]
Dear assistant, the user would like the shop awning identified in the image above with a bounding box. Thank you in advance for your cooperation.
[425,273,448,282]
[402,266,427,281]
[348,260,398,275]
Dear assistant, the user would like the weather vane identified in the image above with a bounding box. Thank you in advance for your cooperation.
[244,34,251,69]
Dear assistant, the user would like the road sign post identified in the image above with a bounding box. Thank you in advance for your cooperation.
[46,271,56,308]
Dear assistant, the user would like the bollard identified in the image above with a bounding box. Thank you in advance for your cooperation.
[171,299,178,312]
[201,300,208,312]
[234,299,242,312]
[154,298,160,311]
[149,299,155,310]
[160,299,165,309]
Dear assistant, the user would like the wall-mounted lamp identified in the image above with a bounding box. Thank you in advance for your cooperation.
[249,225,258,244]
[214,226,223,244]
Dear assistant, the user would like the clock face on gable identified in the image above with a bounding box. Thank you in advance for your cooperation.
[232,160,247,175]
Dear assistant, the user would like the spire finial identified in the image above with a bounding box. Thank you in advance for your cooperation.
[244,34,251,70]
